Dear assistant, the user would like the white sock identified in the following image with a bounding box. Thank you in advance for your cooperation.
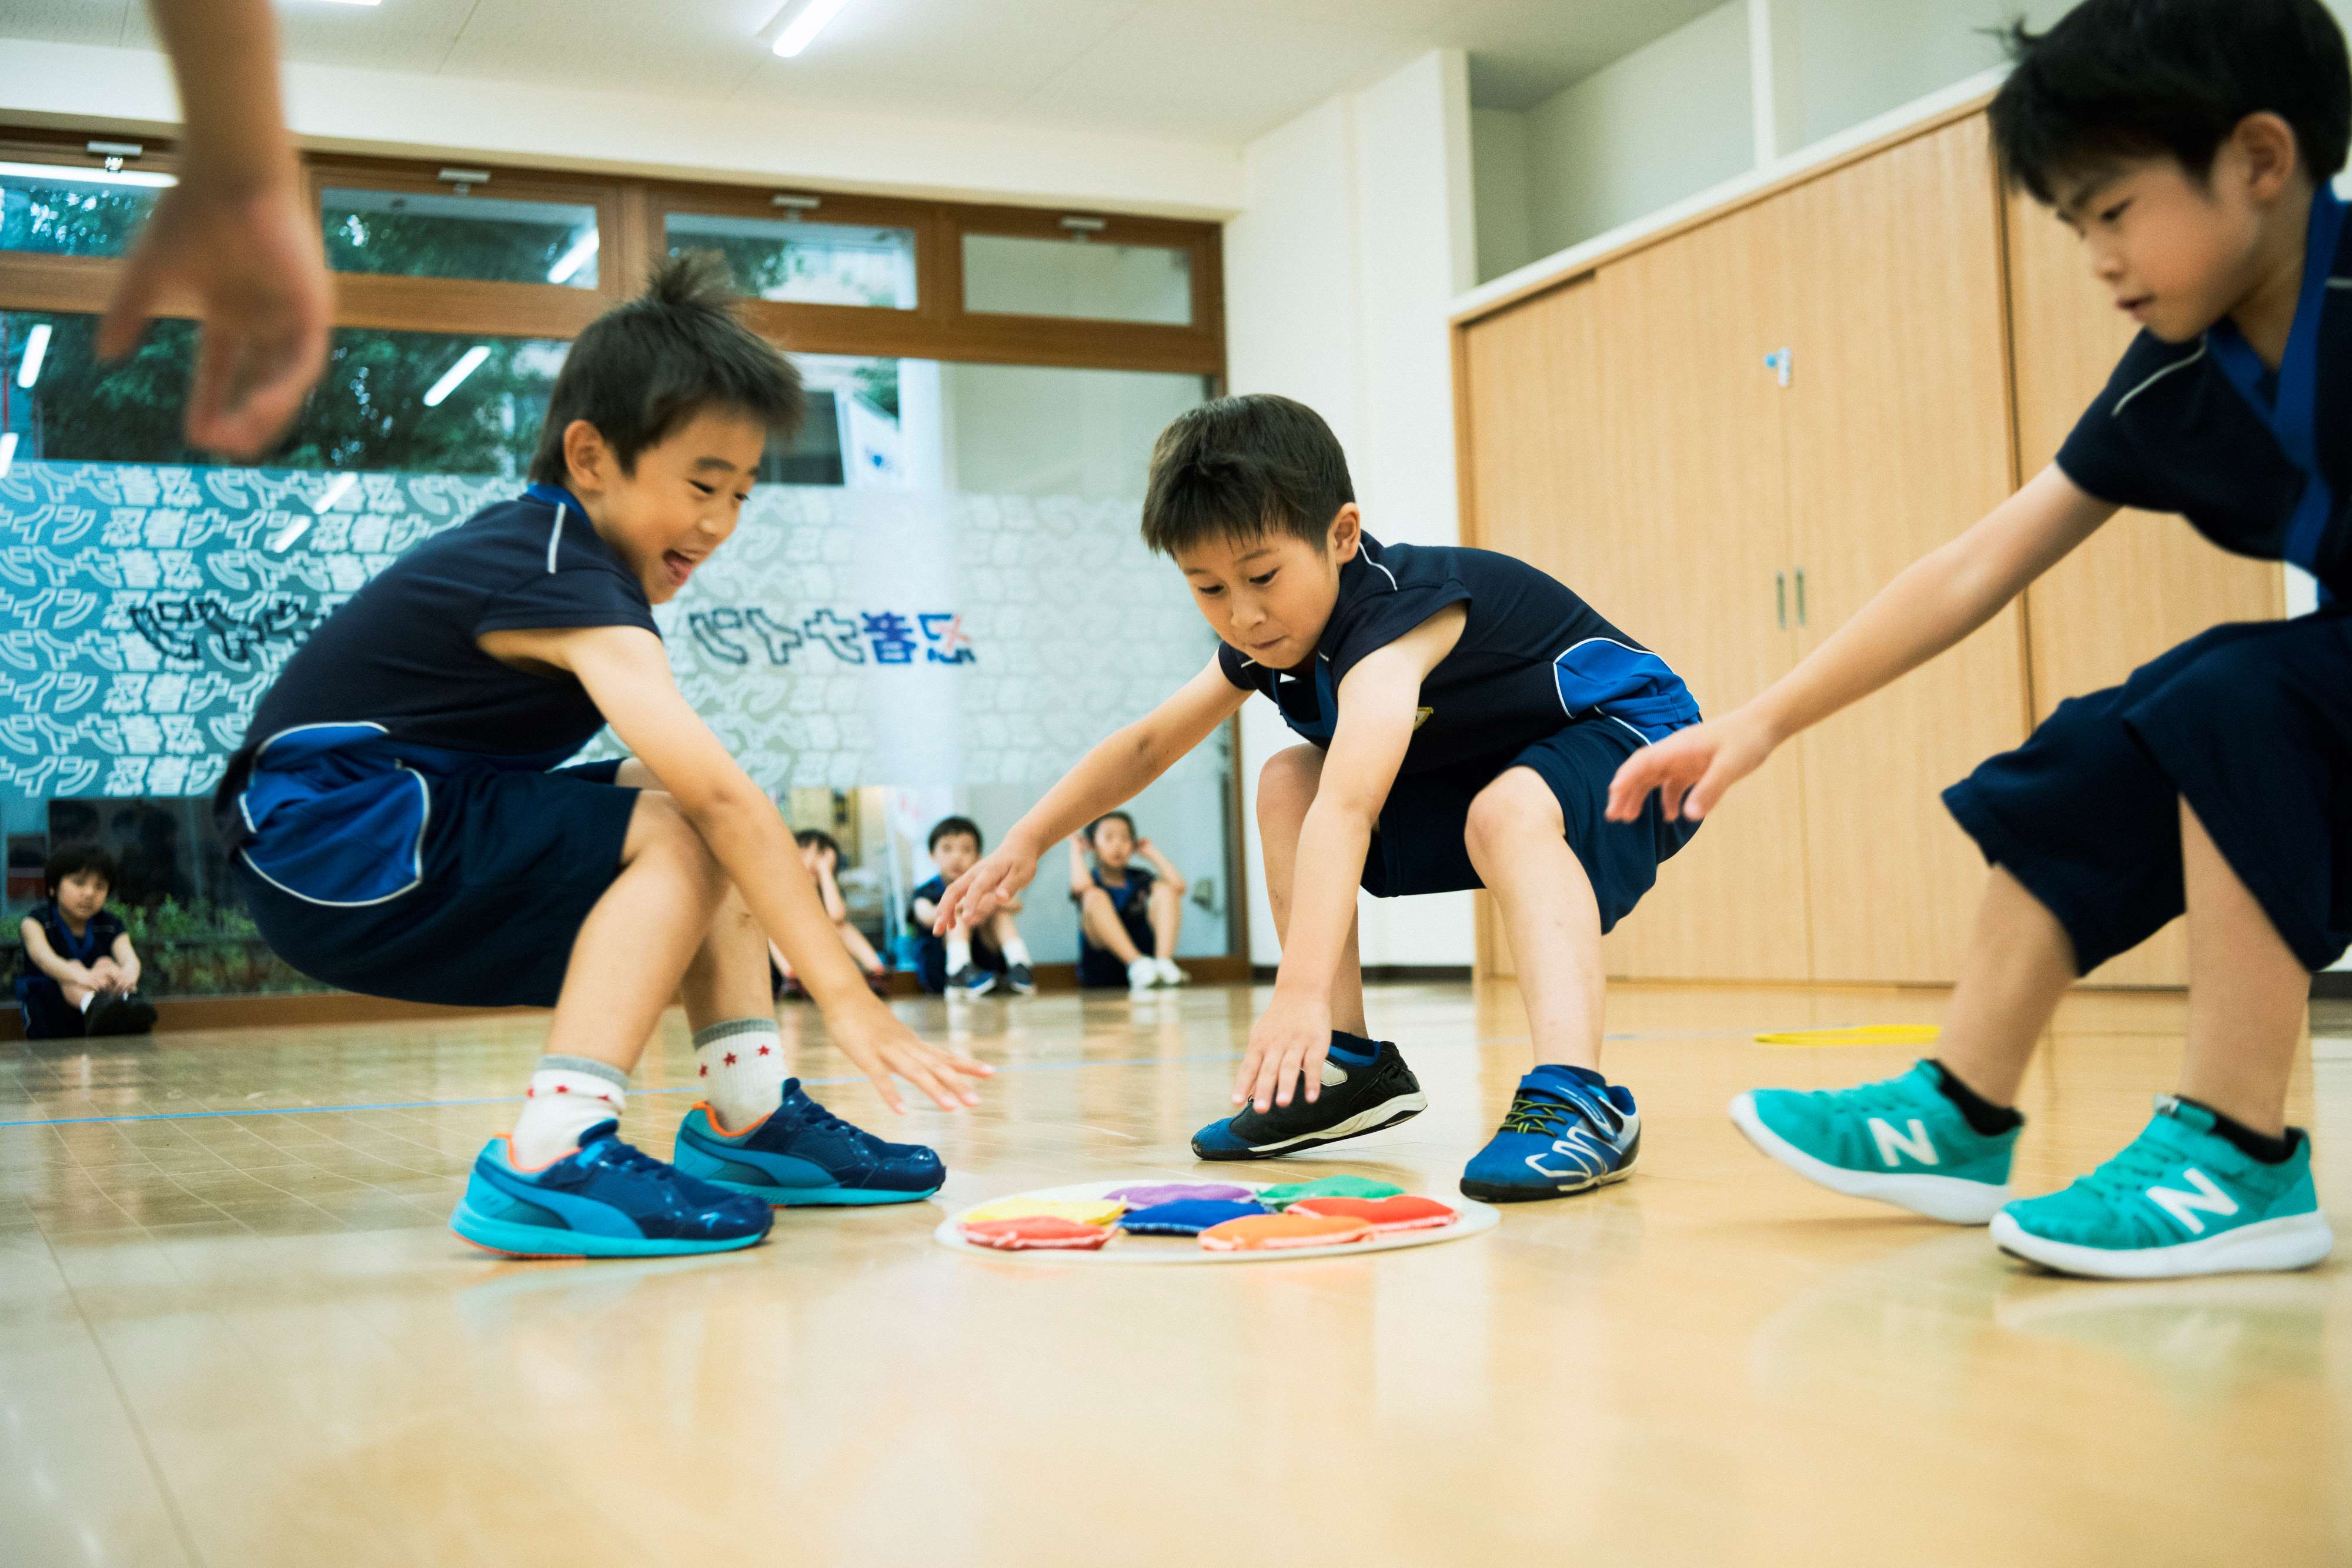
[511,1055,629,1169]
[1156,957,1187,985]
[695,1018,787,1132]
[999,931,1031,966]
[945,932,973,972]
[1127,955,1159,991]
[78,992,95,1012]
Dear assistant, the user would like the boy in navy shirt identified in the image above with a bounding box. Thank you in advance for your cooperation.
[1068,813,1190,992]
[933,394,1699,1199]
[219,256,988,1259]
[15,845,156,1039]
[1613,0,2342,1279]
[908,817,1035,997]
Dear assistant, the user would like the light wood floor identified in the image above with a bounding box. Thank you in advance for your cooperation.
[3,980,2345,1568]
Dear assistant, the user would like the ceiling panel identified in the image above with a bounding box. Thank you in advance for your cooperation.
[730,0,1144,117]
[441,0,783,98]
[0,0,135,49]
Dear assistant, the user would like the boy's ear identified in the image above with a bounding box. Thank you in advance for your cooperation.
[1328,503,1364,563]
[561,419,613,496]
[2230,111,2303,205]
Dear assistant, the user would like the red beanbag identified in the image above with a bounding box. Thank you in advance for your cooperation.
[1287,1195,1458,1232]
[960,1216,1115,1251]
[1198,1212,1375,1252]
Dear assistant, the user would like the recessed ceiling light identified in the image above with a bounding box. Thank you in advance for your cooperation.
[773,0,854,58]
[312,1,385,8]
[0,159,175,189]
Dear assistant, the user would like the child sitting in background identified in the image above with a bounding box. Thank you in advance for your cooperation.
[15,845,158,1039]
[909,817,1035,997]
[770,829,894,998]
[1071,812,1190,992]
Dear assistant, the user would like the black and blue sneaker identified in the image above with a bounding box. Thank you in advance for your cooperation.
[1191,1033,1427,1161]
[949,963,998,998]
[449,1121,774,1259]
[672,1079,945,1206]
[1461,1065,1640,1202]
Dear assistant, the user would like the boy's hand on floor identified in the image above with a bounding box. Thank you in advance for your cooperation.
[1605,710,1774,825]
[1237,992,1333,1114]
[831,1001,993,1114]
[934,849,1035,934]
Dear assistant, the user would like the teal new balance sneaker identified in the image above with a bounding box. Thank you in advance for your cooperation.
[1729,1061,2019,1223]
[1991,1098,2333,1280]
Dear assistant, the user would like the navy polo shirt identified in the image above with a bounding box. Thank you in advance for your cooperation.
[2057,186,2352,598]
[1217,532,1698,773]
[20,901,125,972]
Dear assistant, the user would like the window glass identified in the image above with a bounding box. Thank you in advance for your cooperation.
[667,213,917,310]
[0,160,168,259]
[961,233,1192,326]
[322,186,602,289]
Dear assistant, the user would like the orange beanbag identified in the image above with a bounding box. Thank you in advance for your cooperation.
[1288,1195,1458,1233]
[1198,1212,1375,1252]
[960,1216,1115,1251]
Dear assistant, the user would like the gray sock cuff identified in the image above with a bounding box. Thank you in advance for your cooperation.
[536,1054,632,1091]
[693,1018,781,1049]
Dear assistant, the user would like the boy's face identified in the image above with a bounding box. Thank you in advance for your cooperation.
[564,405,768,605]
[56,870,108,922]
[1089,818,1135,870]
[1175,505,1360,673]
[931,833,980,880]
[798,839,834,874]
[2054,120,2305,344]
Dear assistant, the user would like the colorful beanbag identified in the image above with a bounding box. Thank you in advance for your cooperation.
[960,1216,1114,1251]
[959,1197,1125,1228]
[1288,1195,1458,1232]
[1255,1175,1405,1211]
[1198,1212,1375,1252]
[1104,1182,1255,1208]
[1118,1198,1267,1236]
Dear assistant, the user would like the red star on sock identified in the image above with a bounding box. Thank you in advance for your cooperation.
[723,1051,739,1066]
[699,1065,709,1077]
[554,1084,569,1093]
[757,1045,771,1056]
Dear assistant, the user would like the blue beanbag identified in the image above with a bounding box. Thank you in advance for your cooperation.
[1117,1198,1268,1236]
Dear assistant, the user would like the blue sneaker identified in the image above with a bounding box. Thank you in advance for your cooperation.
[1991,1098,2334,1279]
[1461,1066,1639,1201]
[948,963,998,998]
[449,1121,774,1259]
[1730,1061,2018,1224]
[672,1079,944,1206]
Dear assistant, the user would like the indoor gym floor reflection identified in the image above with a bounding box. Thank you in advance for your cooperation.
[3,981,2345,1568]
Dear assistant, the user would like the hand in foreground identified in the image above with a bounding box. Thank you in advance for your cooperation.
[99,173,332,459]
[1604,710,1776,825]
[1235,991,1332,1115]
[933,847,1037,934]
[830,1000,993,1114]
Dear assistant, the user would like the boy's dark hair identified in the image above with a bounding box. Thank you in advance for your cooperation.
[43,844,116,899]
[1990,0,2351,206]
[529,251,806,487]
[1140,394,1354,557]
[794,828,840,858]
[928,816,983,853]
[1085,812,1136,844]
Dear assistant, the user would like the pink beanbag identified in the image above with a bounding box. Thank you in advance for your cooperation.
[960,1216,1115,1252]
[1287,1195,1458,1232]
[1198,1212,1375,1252]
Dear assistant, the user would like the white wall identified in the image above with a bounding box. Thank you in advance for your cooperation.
[0,37,1242,219]
[1222,49,1479,972]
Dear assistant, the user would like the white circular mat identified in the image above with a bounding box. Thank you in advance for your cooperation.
[933,1178,1501,1265]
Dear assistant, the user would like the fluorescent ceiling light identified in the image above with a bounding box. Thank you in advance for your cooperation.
[773,0,853,58]
[313,1,384,7]
[16,324,50,390]
[547,230,600,285]
[422,345,491,408]
[310,472,359,513]
[0,159,175,190]
[0,432,16,478]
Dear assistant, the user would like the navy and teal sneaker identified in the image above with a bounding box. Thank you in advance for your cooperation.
[1461,1065,1639,1201]
[949,963,998,998]
[672,1079,944,1206]
[1991,1098,2334,1279]
[449,1121,774,1259]
[1191,1034,1426,1160]
[1729,1061,2019,1224]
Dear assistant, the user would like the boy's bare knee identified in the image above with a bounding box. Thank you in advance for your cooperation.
[624,793,723,899]
[1257,745,1323,827]
[1465,769,1562,868]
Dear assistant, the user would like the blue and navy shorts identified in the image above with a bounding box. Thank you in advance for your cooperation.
[235,758,639,1009]
[1944,612,2352,973]
[14,974,85,1040]
[1362,719,1698,932]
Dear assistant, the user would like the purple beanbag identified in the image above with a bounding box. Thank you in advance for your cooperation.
[1117,1198,1268,1236]
[1105,1182,1256,1208]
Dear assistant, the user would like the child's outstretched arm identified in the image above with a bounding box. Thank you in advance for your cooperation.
[934,656,1249,932]
[108,930,142,991]
[503,625,990,1114]
[1066,835,1095,899]
[1607,463,2116,825]
[1234,606,1463,1114]
[1131,837,1187,896]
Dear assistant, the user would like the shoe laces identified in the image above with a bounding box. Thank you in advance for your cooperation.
[783,1086,858,1139]
[2070,1135,2176,1202]
[1501,1085,1602,1138]
[574,1137,669,1181]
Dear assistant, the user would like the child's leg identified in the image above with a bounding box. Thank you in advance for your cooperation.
[1258,743,1366,1035]
[981,908,1029,965]
[1462,767,1601,1071]
[1077,888,1150,966]
[1147,880,1184,961]
[1930,866,2080,1108]
[2177,799,2304,1137]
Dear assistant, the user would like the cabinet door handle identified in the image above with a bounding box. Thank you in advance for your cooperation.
[1795,568,1808,627]
[1776,571,1787,629]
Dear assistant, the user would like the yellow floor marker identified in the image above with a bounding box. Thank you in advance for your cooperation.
[1753,1024,1942,1047]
